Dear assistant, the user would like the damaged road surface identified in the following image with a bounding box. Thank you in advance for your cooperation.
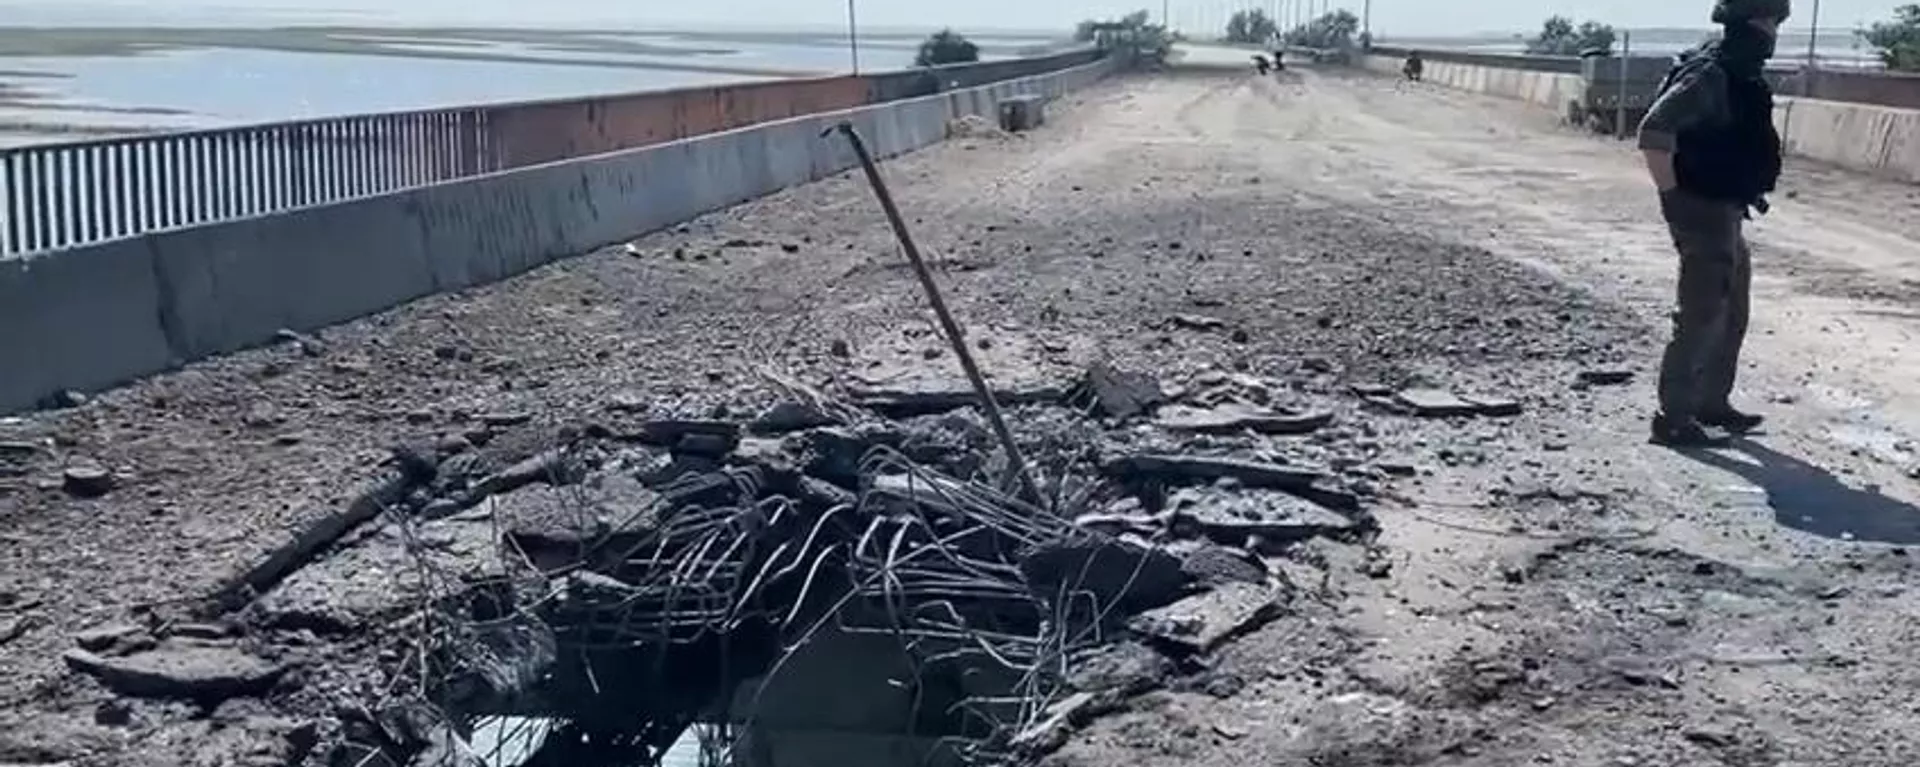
[5,62,1920,767]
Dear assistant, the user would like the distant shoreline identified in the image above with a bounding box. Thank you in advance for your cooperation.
[0,25,1061,59]
[0,25,1069,148]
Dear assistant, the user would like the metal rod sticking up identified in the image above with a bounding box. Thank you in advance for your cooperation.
[1617,30,1631,140]
[825,121,1042,505]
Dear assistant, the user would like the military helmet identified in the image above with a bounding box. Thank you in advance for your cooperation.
[1711,0,1791,23]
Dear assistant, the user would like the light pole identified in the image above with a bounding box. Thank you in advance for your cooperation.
[1805,0,1823,74]
[846,0,860,73]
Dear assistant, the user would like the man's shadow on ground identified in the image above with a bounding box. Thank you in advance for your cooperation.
[1673,439,1920,545]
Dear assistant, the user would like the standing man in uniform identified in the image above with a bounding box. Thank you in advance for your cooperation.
[1636,0,1788,446]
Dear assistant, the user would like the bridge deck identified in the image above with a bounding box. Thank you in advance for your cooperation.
[6,67,1920,762]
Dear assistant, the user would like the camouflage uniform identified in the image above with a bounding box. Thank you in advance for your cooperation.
[1637,0,1788,443]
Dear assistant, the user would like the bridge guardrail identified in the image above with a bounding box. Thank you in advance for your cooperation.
[0,48,1099,258]
[865,49,1102,103]
[1371,42,1920,111]
[1,108,497,257]
[1778,67,1920,111]
[1369,44,1584,75]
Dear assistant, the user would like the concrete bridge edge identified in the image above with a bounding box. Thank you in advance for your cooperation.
[1357,53,1920,184]
[0,59,1116,414]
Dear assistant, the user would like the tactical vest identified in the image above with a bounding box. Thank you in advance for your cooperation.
[1672,63,1782,203]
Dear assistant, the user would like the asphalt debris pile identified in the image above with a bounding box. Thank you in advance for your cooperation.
[178,361,1401,765]
[38,358,1451,766]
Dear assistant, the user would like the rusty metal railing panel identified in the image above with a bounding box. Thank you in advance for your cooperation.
[477,75,868,172]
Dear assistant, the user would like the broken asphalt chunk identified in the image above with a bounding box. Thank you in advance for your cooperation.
[1169,314,1227,332]
[1576,369,1635,387]
[604,390,650,414]
[1102,454,1325,492]
[1070,362,1166,420]
[1171,541,1270,587]
[62,465,115,498]
[748,402,839,435]
[471,449,573,499]
[626,419,741,449]
[73,623,145,653]
[1019,537,1192,614]
[675,431,739,458]
[1393,388,1480,418]
[1461,394,1522,418]
[1169,486,1361,552]
[1127,581,1286,655]
[850,383,1066,419]
[1155,404,1332,436]
[1362,394,1406,414]
[1010,691,1098,754]
[64,644,286,703]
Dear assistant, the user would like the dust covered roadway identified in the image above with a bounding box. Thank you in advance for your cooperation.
[2,64,1920,766]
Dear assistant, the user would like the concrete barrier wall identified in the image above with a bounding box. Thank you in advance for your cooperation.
[1361,54,1920,183]
[1361,55,1586,111]
[1776,68,1920,111]
[1777,97,1920,183]
[1369,44,1583,74]
[864,49,1104,104]
[0,59,1116,413]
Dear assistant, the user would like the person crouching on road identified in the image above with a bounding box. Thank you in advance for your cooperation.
[1403,50,1423,81]
[1635,0,1786,447]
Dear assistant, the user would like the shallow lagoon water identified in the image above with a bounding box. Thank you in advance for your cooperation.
[0,33,1022,145]
[4,47,770,125]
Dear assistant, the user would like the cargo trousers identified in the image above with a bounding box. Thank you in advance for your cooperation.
[1655,188,1753,420]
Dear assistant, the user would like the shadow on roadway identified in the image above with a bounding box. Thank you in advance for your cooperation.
[1676,439,1920,545]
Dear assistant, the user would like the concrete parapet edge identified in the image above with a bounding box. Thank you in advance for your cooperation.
[1361,54,1920,182]
[1360,55,1585,111]
[1776,96,1920,183]
[0,58,1117,414]
[0,239,175,409]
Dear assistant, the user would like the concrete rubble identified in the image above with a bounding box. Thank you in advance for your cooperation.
[28,357,1473,766]
[0,300,1613,765]
[63,643,286,703]
[23,345,1546,767]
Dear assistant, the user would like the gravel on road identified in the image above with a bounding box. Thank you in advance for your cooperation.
[2,66,1918,766]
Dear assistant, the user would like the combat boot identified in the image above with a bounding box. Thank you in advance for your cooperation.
[1699,407,1765,434]
[1650,413,1732,447]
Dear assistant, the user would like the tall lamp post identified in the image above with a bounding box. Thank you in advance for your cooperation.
[1804,0,1823,76]
[847,0,860,73]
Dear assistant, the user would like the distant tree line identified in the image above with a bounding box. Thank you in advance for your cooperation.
[1528,15,1616,56]
[1225,9,1279,44]
[1074,10,1178,65]
[1284,10,1361,49]
[916,29,981,67]
[1864,3,1920,71]
[1222,8,1360,49]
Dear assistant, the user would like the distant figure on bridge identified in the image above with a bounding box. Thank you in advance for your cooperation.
[1272,48,1286,71]
[1402,50,1424,81]
[1636,0,1788,446]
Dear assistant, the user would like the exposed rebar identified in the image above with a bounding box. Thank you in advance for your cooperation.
[826,121,1042,506]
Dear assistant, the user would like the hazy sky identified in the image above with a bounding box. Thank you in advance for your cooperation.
[0,0,1908,36]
